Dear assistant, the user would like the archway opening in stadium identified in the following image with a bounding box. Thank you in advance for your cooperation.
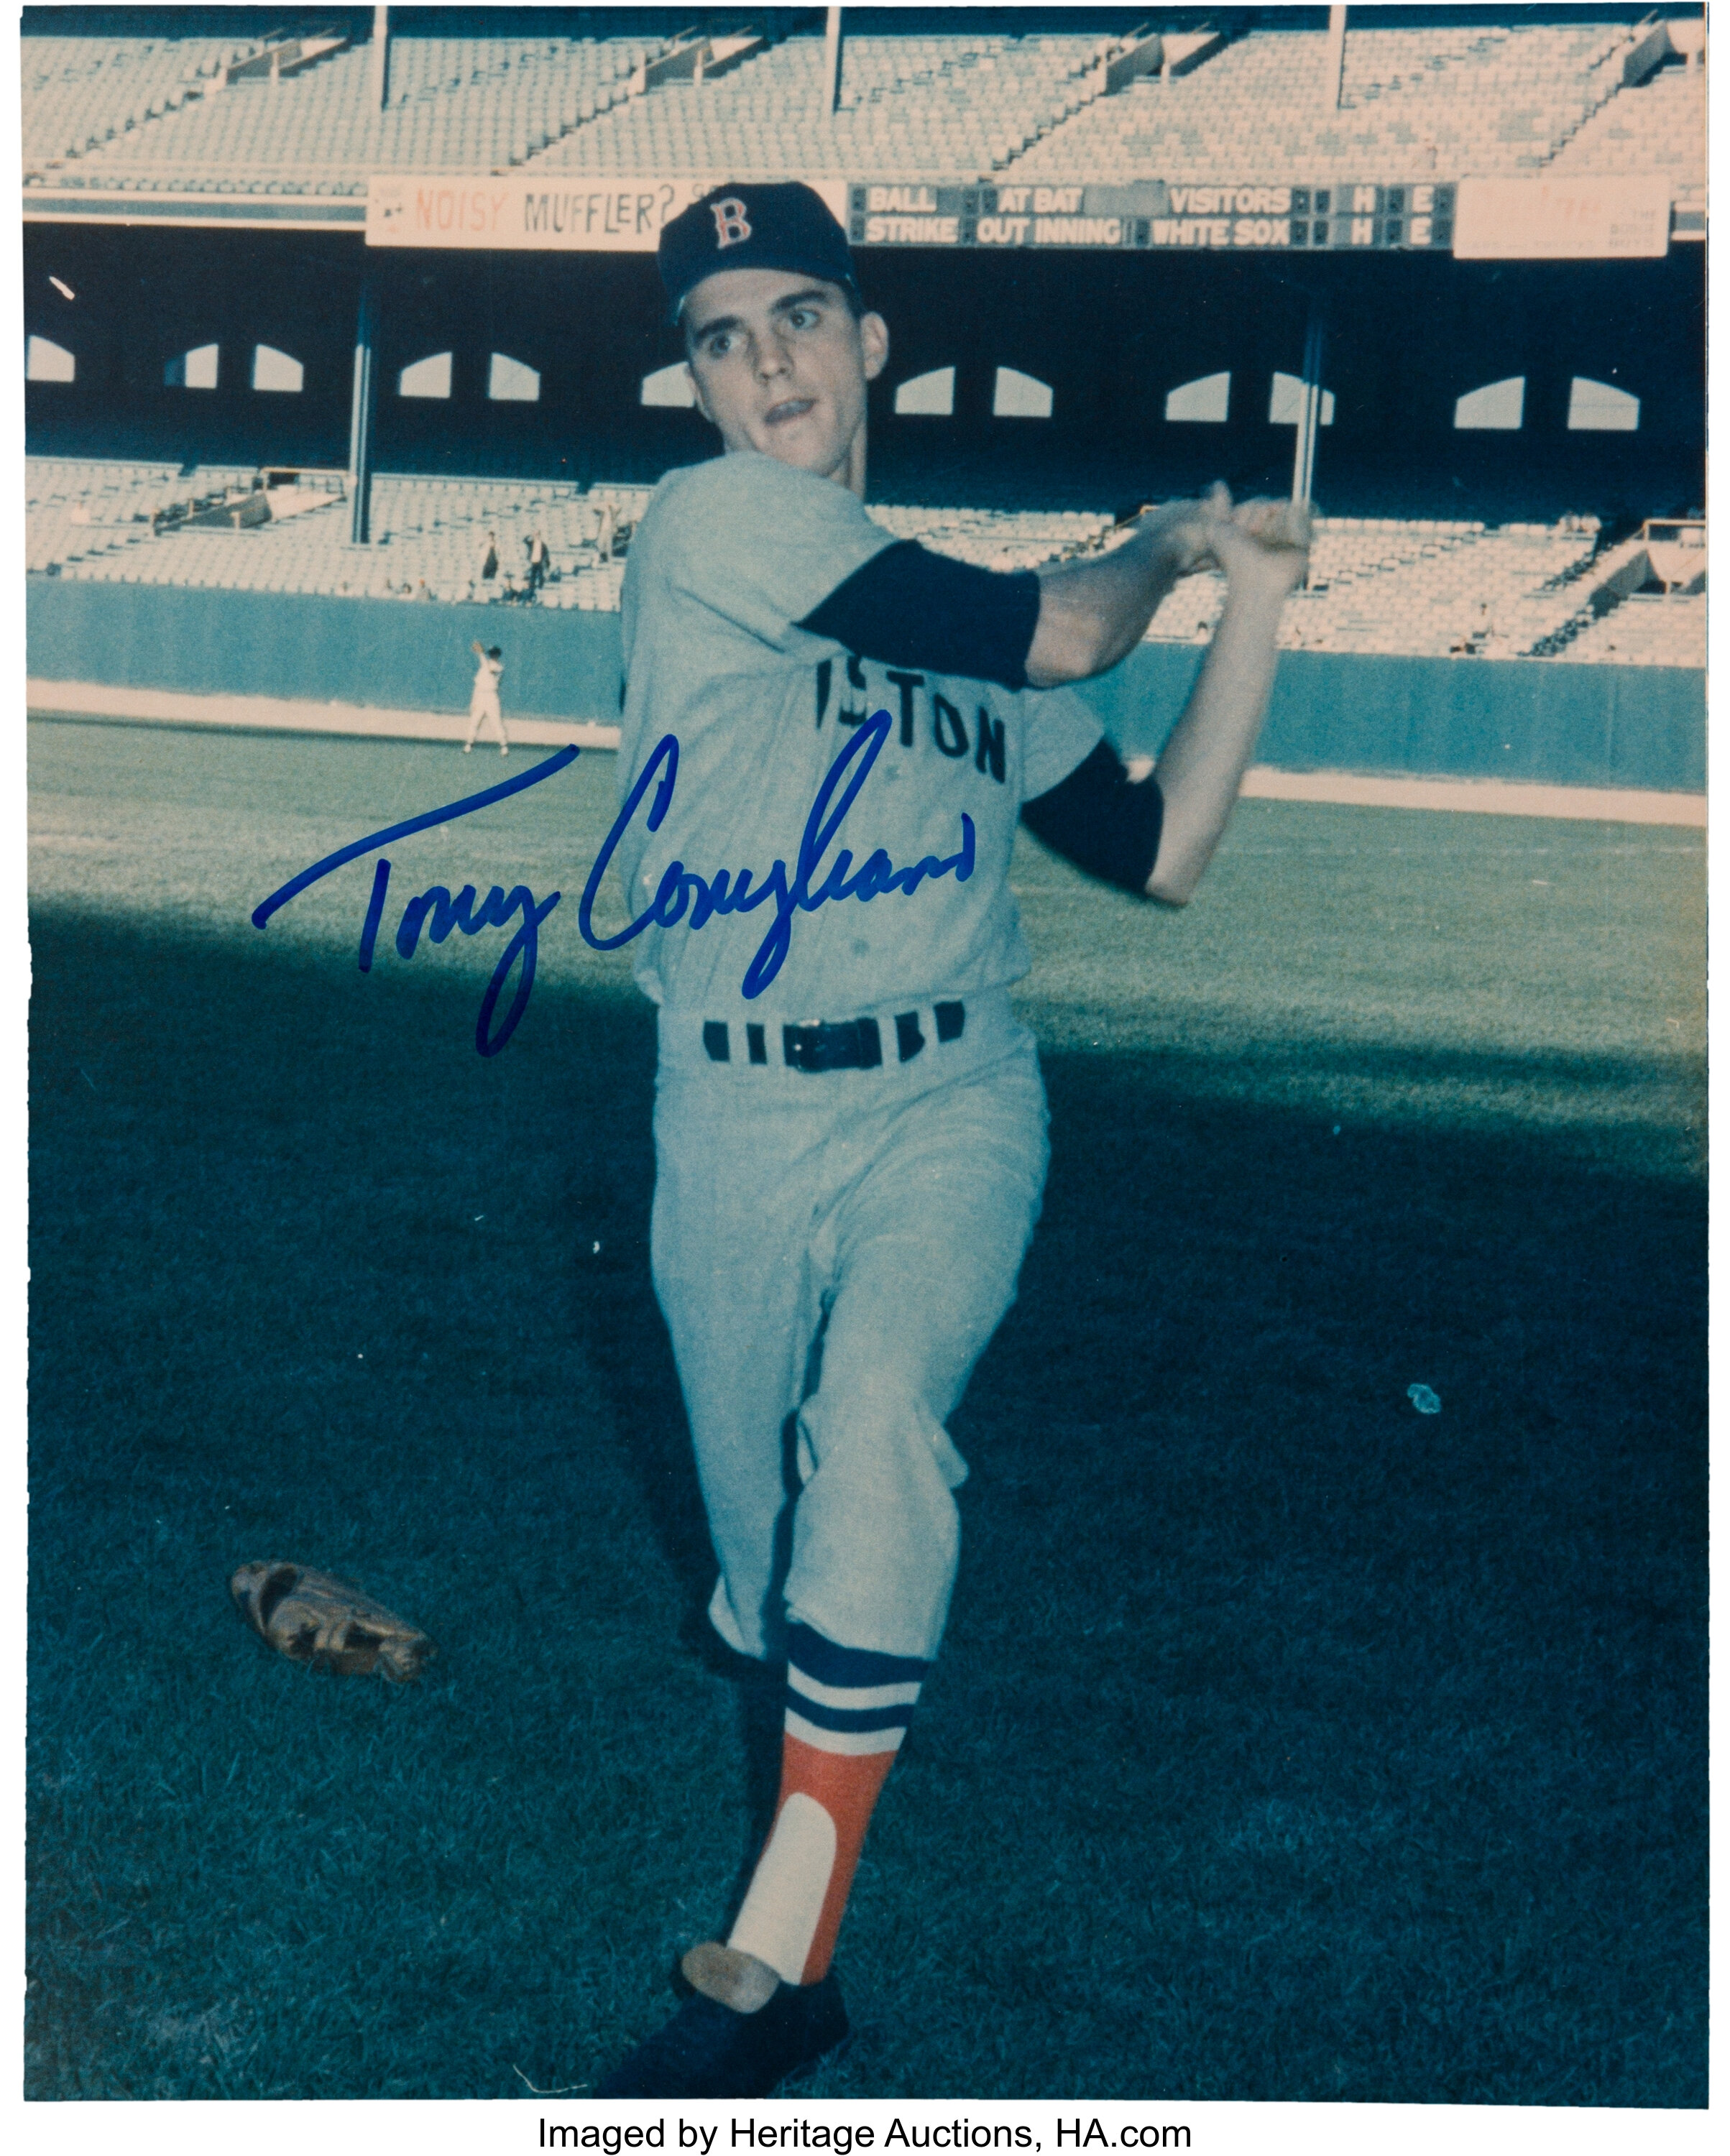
[1455,377,1525,430]
[25,336,74,384]
[1166,372,1230,424]
[165,344,219,391]
[640,361,696,409]
[399,351,452,400]
[252,346,304,395]
[1568,377,1640,431]
[488,354,540,403]
[894,367,955,417]
[993,367,1053,419]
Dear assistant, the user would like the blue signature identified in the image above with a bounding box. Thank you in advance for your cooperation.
[579,707,975,1000]
[252,745,578,1056]
[252,709,972,1052]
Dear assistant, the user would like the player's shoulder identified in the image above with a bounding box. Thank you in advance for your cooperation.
[652,451,870,522]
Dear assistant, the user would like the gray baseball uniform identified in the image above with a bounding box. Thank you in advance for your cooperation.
[610,449,1100,1667]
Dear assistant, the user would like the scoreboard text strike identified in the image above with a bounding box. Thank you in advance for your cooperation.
[848,182,1458,252]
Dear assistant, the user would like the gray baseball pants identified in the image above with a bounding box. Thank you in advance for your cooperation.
[649,987,1049,1666]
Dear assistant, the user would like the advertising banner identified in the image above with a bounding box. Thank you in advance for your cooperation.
[1452,175,1670,259]
[366,174,848,249]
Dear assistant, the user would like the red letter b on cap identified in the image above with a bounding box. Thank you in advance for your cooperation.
[712,198,751,249]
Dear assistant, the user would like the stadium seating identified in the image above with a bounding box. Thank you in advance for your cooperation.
[521,29,1113,180]
[1265,520,1603,658]
[1007,19,1635,185]
[22,30,268,169]
[25,22,1113,193]
[865,503,1115,571]
[24,20,679,192]
[20,15,1705,677]
[27,459,1700,665]
[1546,52,1707,197]
[1562,593,1706,668]
[23,16,1703,198]
[27,459,646,607]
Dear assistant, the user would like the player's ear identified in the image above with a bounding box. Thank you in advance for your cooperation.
[685,361,715,426]
[859,311,889,382]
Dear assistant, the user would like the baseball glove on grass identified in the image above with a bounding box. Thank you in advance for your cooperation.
[231,1561,435,1682]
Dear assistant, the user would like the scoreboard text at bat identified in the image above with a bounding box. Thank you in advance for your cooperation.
[849,182,1457,252]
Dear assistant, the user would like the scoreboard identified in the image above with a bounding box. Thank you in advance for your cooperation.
[848,181,1457,252]
[354,173,1670,259]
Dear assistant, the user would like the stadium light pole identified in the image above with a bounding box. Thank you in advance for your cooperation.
[1292,302,1327,514]
[824,7,844,114]
[349,280,379,546]
[1326,5,1347,111]
[372,6,390,109]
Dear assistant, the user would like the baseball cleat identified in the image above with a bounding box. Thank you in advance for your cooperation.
[597,1947,847,2097]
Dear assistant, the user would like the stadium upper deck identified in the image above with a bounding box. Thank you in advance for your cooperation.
[519,27,1113,182]
[1009,17,1638,185]
[24,14,684,195]
[21,7,1708,205]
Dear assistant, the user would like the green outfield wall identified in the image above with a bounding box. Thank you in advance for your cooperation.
[26,576,1706,795]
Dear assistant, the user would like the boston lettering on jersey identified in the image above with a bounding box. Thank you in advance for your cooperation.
[814,655,1007,783]
[580,709,975,1000]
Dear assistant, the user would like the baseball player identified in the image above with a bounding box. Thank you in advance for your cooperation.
[592,183,1309,2098]
[463,640,508,754]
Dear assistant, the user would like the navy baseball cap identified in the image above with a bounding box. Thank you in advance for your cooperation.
[658,181,861,325]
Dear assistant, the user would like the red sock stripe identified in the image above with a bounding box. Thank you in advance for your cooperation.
[775,1733,898,1984]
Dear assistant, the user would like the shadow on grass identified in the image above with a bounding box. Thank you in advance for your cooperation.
[28,910,1706,2104]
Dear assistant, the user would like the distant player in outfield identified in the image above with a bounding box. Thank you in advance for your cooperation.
[463,640,508,755]
[594,183,1309,2097]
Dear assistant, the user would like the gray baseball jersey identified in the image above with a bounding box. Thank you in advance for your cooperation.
[611,451,1102,1019]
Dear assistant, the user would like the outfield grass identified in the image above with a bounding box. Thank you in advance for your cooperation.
[27,719,1706,2104]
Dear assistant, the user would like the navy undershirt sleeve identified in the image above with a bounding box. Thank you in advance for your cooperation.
[1019,739,1164,895]
[796,540,1041,690]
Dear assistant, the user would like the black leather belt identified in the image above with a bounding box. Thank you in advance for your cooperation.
[703,1001,965,1072]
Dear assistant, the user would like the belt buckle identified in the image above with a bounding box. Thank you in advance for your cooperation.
[783,1021,824,1074]
[782,1017,883,1073]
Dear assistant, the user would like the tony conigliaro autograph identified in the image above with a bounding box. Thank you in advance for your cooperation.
[579,706,975,999]
[251,709,972,1053]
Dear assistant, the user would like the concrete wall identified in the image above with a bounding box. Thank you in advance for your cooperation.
[27,578,622,725]
[1092,642,1706,794]
[27,576,1706,794]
